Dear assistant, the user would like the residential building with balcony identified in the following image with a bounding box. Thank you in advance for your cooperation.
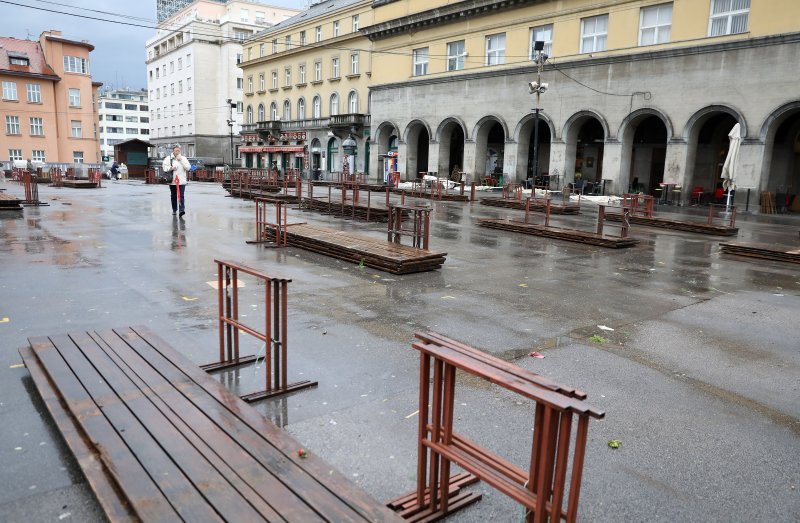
[238,0,372,177]
[1,31,101,166]
[364,0,800,207]
[98,88,150,161]
[146,0,298,165]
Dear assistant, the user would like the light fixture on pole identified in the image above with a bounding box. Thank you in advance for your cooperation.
[342,133,357,181]
[528,41,549,189]
[226,98,237,167]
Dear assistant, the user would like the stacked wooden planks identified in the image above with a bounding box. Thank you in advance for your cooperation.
[392,188,469,202]
[719,242,800,264]
[478,218,639,248]
[605,212,739,235]
[760,192,776,214]
[262,223,447,274]
[480,197,581,214]
[0,192,23,211]
[299,196,398,222]
[60,179,99,189]
[19,325,401,522]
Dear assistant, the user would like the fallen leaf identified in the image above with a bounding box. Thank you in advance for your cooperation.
[519,283,528,288]
[597,325,614,331]
[181,296,198,301]
[608,440,622,449]
[528,351,545,359]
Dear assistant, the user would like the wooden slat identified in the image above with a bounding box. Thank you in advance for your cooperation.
[719,242,800,264]
[478,218,639,249]
[605,212,738,236]
[480,198,580,214]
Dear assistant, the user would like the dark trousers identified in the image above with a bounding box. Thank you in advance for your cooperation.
[169,184,186,212]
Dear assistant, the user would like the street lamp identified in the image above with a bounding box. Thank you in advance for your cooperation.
[342,134,357,180]
[226,98,237,167]
[528,41,549,188]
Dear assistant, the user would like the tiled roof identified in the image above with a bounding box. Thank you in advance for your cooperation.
[0,37,58,78]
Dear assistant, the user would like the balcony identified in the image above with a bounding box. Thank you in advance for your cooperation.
[280,118,331,131]
[255,120,281,134]
[329,114,370,135]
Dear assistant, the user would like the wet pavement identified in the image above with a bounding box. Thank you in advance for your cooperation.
[1,178,798,522]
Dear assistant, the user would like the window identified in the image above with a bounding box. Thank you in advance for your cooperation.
[126,128,138,135]
[187,77,192,90]
[529,24,553,58]
[125,104,137,110]
[30,117,44,135]
[314,61,322,82]
[315,26,322,42]
[125,116,138,122]
[156,68,160,79]
[258,103,265,121]
[581,14,608,53]
[353,15,359,32]
[236,101,243,113]
[178,58,183,70]
[285,67,291,86]
[69,88,80,107]
[709,0,749,36]
[331,57,340,78]
[140,117,150,123]
[71,120,82,138]
[141,128,150,135]
[348,91,358,113]
[256,11,265,24]
[9,149,23,161]
[412,47,429,76]
[259,73,265,91]
[272,39,278,53]
[640,4,672,45]
[283,100,291,120]
[186,53,191,66]
[246,105,253,124]
[299,64,306,84]
[313,95,321,118]
[73,151,84,163]
[330,93,339,116]
[300,31,306,45]
[297,98,306,119]
[156,109,161,120]
[2,81,17,100]
[248,76,253,93]
[234,31,250,42]
[5,116,20,134]
[178,103,183,115]
[156,87,161,99]
[170,83,175,95]
[170,61,174,73]
[485,34,506,65]
[237,77,244,89]
[187,102,192,113]
[10,57,28,66]
[32,150,45,162]
[285,35,292,50]
[63,56,89,74]
[447,40,465,71]
[351,53,359,75]
[270,102,277,120]
[333,21,340,37]
[186,125,191,135]
[271,71,278,89]
[240,8,249,21]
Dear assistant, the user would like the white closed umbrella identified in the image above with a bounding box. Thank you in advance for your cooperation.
[720,123,741,210]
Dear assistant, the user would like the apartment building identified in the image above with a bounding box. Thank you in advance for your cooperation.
[98,88,150,161]
[146,0,298,164]
[364,0,800,206]
[238,0,373,176]
[1,30,101,165]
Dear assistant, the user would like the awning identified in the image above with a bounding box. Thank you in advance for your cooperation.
[240,145,306,153]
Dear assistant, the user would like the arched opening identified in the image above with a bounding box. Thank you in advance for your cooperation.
[312,96,321,118]
[246,105,253,124]
[282,100,291,121]
[405,121,430,179]
[326,137,339,173]
[516,115,552,185]
[375,121,399,182]
[764,108,800,211]
[575,119,605,187]
[348,91,358,114]
[437,119,466,178]
[330,93,339,116]
[475,118,506,184]
[688,112,738,200]
[257,103,265,122]
[270,102,277,121]
[297,98,306,120]
[310,138,322,179]
[622,114,668,195]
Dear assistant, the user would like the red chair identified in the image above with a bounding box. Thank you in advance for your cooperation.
[690,186,704,205]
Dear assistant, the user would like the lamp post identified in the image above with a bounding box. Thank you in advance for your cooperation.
[342,134,357,180]
[529,42,548,189]
[226,98,237,167]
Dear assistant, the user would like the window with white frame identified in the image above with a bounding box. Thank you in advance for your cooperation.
[485,33,506,65]
[348,91,358,113]
[69,88,81,107]
[187,77,192,90]
[351,53,359,75]
[352,15,359,32]
[246,105,253,124]
[30,117,44,136]
[188,102,192,113]
[331,58,340,78]
[71,120,82,138]
[63,56,89,74]
[6,115,20,134]
[413,47,429,75]
[285,67,291,86]
[330,93,339,116]
[178,57,183,70]
[32,150,45,162]
[447,40,465,71]
[581,14,608,53]
[256,11,264,24]
[237,77,243,89]
[285,35,292,50]
[272,71,278,89]
[240,8,249,22]
[2,81,17,100]
[530,24,553,58]
[248,76,253,93]
[314,61,322,81]
[272,39,278,53]
[178,80,183,93]
[9,149,23,161]
[299,64,306,83]
[313,95,321,118]
[236,101,242,113]
[640,3,672,45]
[709,0,749,36]
[73,151,84,163]
[270,102,277,120]
[259,73,265,91]
[283,100,291,120]
[170,61,174,73]
[171,83,175,95]
[333,20,340,37]
[186,53,191,66]
[260,43,265,57]
[258,103,265,121]
[315,26,322,42]
[156,68,160,79]
[177,103,183,115]
[300,31,306,45]
[297,98,306,119]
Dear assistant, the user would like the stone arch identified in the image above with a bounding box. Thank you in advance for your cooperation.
[404,119,432,179]
[562,110,610,185]
[435,117,468,177]
[683,105,746,195]
[514,112,555,182]
[470,114,509,142]
[618,108,672,194]
[760,101,800,194]
[683,104,747,141]
[473,115,509,182]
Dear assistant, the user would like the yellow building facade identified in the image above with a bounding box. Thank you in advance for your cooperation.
[363,0,800,206]
[239,0,374,176]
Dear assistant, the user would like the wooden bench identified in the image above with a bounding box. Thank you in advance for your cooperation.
[20,325,401,522]
[388,332,604,522]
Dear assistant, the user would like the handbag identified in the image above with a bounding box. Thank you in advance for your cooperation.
[158,169,173,184]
